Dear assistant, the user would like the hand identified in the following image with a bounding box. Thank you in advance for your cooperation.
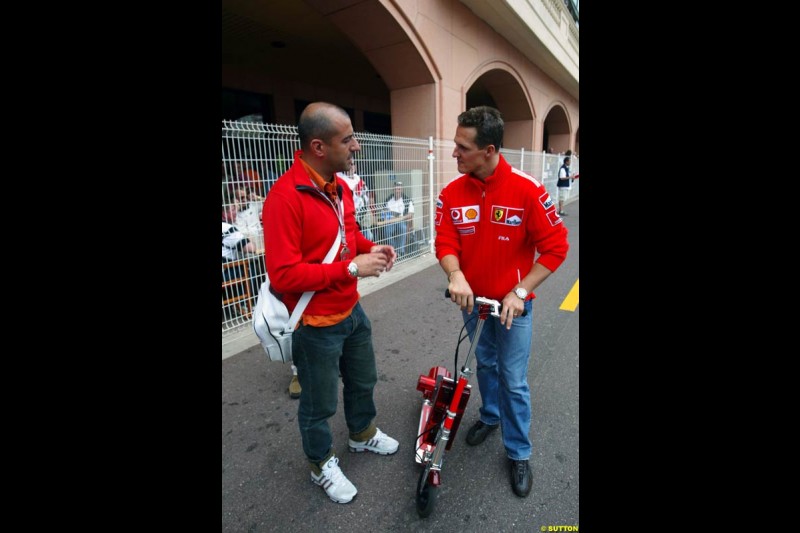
[447,271,474,314]
[500,292,525,330]
[370,245,397,271]
[356,249,392,277]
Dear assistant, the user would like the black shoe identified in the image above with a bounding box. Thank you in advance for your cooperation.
[465,420,499,446]
[510,459,532,497]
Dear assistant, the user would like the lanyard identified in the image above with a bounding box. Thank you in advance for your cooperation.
[333,196,350,261]
[316,178,350,261]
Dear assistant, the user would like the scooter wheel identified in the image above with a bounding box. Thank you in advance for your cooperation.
[416,466,437,518]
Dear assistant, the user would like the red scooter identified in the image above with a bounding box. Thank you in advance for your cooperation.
[414,291,526,517]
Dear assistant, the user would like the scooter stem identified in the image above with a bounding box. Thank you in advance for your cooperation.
[459,306,489,380]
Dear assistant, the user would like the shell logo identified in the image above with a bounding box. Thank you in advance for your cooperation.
[465,208,478,220]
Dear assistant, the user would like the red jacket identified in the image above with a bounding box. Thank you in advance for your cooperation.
[434,155,569,301]
[263,150,375,315]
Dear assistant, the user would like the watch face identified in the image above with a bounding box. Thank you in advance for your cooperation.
[515,288,527,299]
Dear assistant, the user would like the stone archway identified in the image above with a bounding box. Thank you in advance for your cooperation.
[542,103,572,154]
[304,0,438,139]
[464,63,535,150]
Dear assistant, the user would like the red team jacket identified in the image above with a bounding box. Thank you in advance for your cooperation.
[435,155,569,302]
[263,150,375,316]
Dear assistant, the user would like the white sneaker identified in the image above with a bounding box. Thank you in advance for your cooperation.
[348,427,399,455]
[310,455,357,504]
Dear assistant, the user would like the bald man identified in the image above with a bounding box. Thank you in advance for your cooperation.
[262,102,400,504]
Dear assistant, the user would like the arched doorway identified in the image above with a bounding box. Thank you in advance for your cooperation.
[465,66,534,150]
[542,104,571,153]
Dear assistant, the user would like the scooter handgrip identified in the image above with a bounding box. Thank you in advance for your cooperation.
[445,289,528,316]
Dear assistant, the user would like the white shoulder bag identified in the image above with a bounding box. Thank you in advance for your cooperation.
[253,232,342,363]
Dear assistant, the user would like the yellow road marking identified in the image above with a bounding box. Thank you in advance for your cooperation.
[559,278,579,312]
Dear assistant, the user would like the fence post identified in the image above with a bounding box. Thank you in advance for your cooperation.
[520,147,525,173]
[428,136,435,254]
[541,152,547,186]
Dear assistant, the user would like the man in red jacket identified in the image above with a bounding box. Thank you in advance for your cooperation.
[262,102,399,504]
[435,106,569,498]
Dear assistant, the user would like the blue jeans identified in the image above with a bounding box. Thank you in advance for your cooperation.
[386,220,406,255]
[462,298,534,461]
[292,302,378,463]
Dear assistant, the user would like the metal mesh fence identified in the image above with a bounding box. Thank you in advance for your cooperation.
[222,120,577,334]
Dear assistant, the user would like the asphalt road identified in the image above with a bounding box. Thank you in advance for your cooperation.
[222,201,579,532]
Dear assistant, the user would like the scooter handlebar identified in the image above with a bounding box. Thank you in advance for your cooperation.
[444,290,527,317]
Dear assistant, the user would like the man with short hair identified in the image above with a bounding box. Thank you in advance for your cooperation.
[435,105,569,498]
[262,101,400,504]
[556,155,573,216]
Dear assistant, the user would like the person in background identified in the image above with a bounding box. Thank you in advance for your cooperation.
[337,162,370,238]
[236,162,264,198]
[232,185,264,250]
[222,199,238,225]
[221,222,256,264]
[556,154,574,216]
[227,184,295,397]
[262,101,399,505]
[223,181,293,397]
[357,190,377,241]
[435,105,569,499]
[383,181,414,257]
[221,219,259,319]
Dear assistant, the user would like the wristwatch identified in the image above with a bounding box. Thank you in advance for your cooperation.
[513,287,528,300]
[347,261,359,278]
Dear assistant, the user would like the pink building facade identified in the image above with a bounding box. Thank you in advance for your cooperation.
[222,0,579,157]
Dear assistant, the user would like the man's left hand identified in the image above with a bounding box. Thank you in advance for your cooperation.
[370,245,397,270]
[500,292,525,330]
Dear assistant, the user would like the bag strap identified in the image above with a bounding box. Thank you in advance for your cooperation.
[285,231,342,331]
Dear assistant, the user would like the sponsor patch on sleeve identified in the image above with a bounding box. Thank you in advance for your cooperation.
[538,191,554,211]
[435,211,443,226]
[546,210,563,226]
